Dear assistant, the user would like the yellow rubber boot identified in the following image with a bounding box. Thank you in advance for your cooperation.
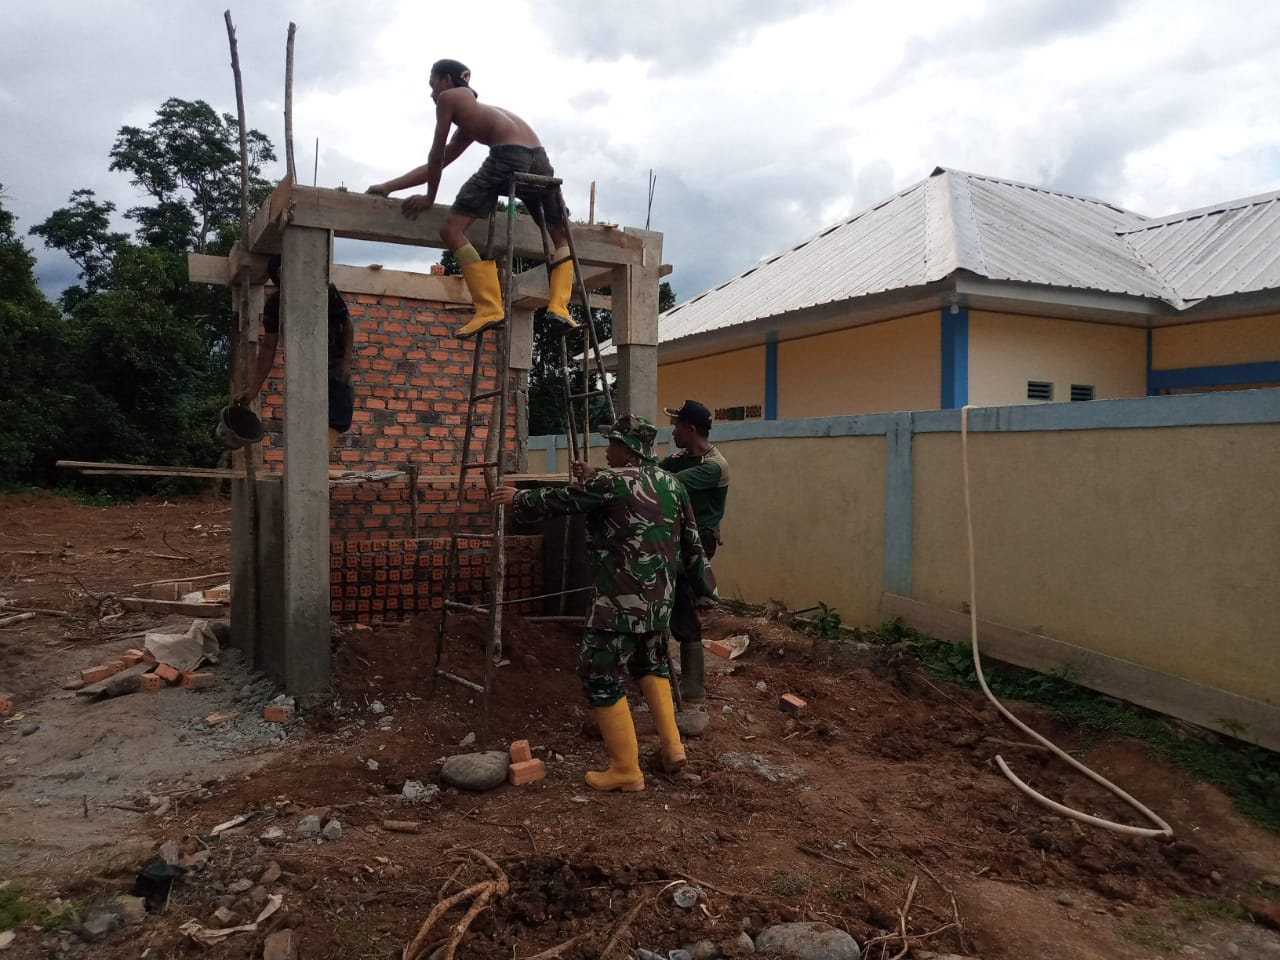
[639,675,686,773]
[545,258,579,330]
[585,698,645,792]
[457,259,506,338]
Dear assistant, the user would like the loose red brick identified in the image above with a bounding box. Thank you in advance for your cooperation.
[508,758,546,786]
[0,693,14,717]
[263,704,294,723]
[121,648,146,667]
[81,661,126,685]
[140,673,165,691]
[509,739,532,764]
[779,694,807,717]
[182,672,215,690]
[705,640,735,659]
[153,663,182,686]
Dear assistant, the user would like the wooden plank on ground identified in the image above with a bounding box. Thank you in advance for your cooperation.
[121,598,230,618]
[880,593,1280,753]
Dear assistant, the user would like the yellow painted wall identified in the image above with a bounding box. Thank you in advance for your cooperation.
[701,436,887,626]
[911,424,1280,703]
[657,346,766,420]
[967,311,1146,405]
[776,313,940,417]
[544,434,887,625]
[1152,313,1280,369]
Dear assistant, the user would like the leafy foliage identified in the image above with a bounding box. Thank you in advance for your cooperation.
[12,98,277,490]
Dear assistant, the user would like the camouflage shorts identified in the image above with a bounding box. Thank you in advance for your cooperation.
[578,629,672,707]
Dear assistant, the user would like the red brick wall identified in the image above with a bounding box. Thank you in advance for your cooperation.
[255,291,535,622]
[330,535,542,621]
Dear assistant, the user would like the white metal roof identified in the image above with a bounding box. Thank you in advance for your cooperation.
[1119,188,1280,305]
[632,167,1280,353]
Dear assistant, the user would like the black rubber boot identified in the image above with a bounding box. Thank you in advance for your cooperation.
[678,641,706,703]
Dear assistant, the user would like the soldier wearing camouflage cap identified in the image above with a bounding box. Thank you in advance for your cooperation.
[493,414,717,792]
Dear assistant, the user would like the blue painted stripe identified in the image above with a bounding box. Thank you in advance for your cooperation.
[1146,328,1158,396]
[764,337,778,420]
[1147,361,1280,390]
[940,307,969,408]
[527,386,1280,446]
[883,412,913,596]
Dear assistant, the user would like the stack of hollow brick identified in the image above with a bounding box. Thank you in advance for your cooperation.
[331,536,542,623]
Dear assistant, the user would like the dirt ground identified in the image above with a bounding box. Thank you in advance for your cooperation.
[2,491,1280,960]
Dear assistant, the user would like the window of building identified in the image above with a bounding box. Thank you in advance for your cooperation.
[1027,380,1053,401]
[1070,384,1095,402]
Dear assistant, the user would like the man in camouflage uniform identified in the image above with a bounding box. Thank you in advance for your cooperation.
[492,414,716,792]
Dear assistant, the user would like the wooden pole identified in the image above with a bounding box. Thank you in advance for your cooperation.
[285,23,297,181]
[226,8,262,680]
[588,181,596,225]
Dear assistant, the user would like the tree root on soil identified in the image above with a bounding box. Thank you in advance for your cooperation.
[402,848,509,960]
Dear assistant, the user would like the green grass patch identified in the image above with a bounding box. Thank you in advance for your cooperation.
[1117,922,1181,951]
[875,619,1280,834]
[771,873,812,896]
[0,884,70,932]
[1169,898,1247,923]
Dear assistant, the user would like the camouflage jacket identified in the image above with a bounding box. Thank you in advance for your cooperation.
[511,465,717,633]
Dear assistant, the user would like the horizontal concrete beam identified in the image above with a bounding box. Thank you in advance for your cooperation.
[247,183,645,267]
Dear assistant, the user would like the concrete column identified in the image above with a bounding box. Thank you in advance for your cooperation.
[611,229,663,422]
[280,226,332,697]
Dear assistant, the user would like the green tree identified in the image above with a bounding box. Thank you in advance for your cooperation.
[0,187,76,483]
[109,97,276,253]
[27,189,127,309]
[23,99,280,486]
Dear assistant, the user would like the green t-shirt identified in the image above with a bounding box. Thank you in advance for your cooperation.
[659,444,730,537]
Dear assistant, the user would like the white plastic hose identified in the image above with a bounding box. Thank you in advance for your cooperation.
[959,405,1172,839]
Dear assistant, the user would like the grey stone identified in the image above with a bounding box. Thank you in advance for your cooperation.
[20,722,39,736]
[676,709,711,738]
[297,815,322,837]
[369,700,386,714]
[226,878,253,895]
[1055,893,1073,906]
[108,895,147,925]
[754,921,860,960]
[402,780,442,802]
[260,826,286,845]
[718,752,802,783]
[259,862,282,885]
[727,931,756,956]
[458,732,476,747]
[691,940,720,960]
[322,819,343,841]
[77,912,121,942]
[440,751,510,791]
[673,884,702,909]
[248,885,269,910]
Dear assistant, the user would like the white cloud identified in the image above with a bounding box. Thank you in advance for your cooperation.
[4,0,1280,304]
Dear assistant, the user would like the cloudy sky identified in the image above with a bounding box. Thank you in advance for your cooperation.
[4,0,1280,304]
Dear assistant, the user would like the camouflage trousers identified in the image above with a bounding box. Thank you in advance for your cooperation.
[578,629,672,707]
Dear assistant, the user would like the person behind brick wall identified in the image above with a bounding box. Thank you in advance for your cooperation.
[659,399,729,704]
[237,254,355,450]
[492,415,716,793]
[367,58,579,340]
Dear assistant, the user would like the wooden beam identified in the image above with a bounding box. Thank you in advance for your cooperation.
[880,593,1280,753]
[121,597,230,618]
[265,185,644,266]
